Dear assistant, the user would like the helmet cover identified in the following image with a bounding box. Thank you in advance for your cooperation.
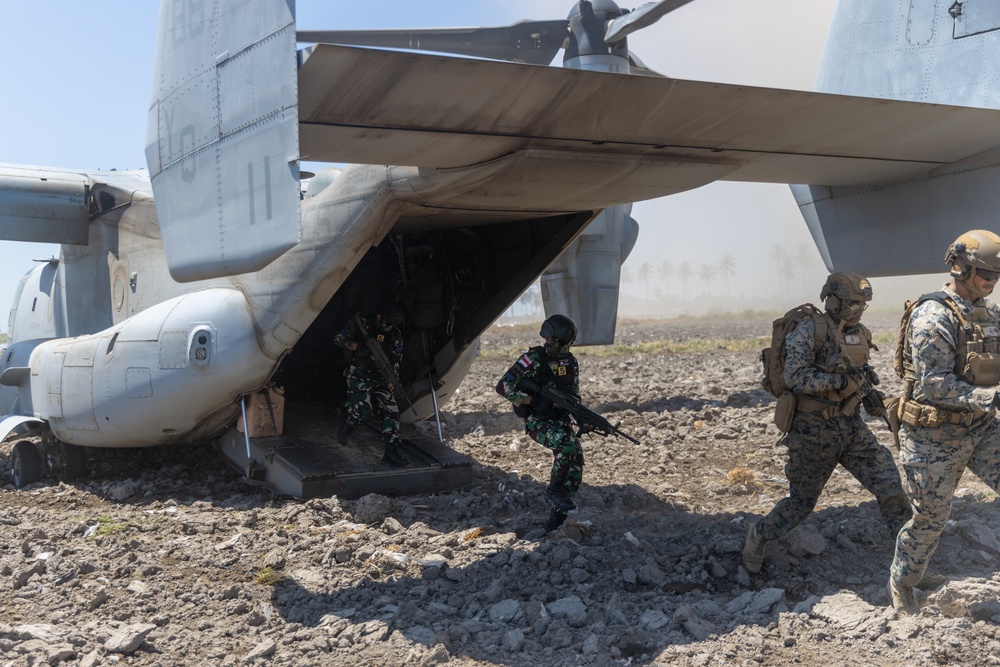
[820,272,873,302]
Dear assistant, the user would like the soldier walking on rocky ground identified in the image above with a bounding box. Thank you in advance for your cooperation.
[744,273,911,574]
[888,230,1000,614]
[498,315,584,532]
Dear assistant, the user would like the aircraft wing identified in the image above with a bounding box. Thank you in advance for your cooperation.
[0,164,150,245]
[0,164,90,245]
[298,44,1000,193]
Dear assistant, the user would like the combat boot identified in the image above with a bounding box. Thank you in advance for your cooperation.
[544,508,568,532]
[337,420,354,445]
[916,568,951,591]
[544,481,576,512]
[382,445,409,468]
[742,522,765,574]
[886,577,919,614]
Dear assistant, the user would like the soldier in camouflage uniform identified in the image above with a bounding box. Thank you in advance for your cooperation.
[888,230,1000,614]
[743,273,910,574]
[334,307,409,467]
[499,314,582,531]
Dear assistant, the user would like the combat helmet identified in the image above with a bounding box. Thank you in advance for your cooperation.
[820,272,873,321]
[540,314,577,355]
[376,303,404,329]
[945,230,1000,278]
[820,272,873,302]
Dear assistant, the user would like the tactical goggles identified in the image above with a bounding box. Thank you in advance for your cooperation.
[976,268,1000,282]
[842,300,868,316]
[546,337,574,350]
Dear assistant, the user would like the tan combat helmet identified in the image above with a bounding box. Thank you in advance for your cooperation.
[820,272,873,321]
[945,230,1000,279]
[820,272,874,302]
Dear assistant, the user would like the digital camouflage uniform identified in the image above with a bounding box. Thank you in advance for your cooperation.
[500,346,584,502]
[891,284,1000,588]
[333,316,404,448]
[754,316,910,542]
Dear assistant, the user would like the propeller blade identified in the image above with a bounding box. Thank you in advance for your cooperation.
[297,20,568,66]
[605,0,698,44]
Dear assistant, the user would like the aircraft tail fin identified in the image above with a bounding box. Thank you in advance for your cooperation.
[145,0,302,282]
[815,0,999,107]
[795,0,1000,276]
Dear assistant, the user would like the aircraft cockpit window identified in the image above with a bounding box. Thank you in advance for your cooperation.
[951,0,1000,39]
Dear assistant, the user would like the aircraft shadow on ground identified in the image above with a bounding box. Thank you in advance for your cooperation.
[5,433,998,666]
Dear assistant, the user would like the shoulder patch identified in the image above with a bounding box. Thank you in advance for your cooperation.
[517,354,532,368]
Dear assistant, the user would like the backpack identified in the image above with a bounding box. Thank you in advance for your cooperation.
[760,304,829,397]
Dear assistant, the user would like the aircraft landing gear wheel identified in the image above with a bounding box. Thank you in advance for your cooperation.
[59,443,88,483]
[11,440,43,488]
[43,433,88,483]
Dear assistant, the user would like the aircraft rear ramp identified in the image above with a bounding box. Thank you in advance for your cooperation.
[217,402,472,499]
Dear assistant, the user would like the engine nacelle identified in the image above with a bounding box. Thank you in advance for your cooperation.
[21,288,272,447]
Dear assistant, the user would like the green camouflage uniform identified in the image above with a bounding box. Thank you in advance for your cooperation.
[334,317,403,447]
[754,316,910,541]
[891,285,1000,587]
[500,346,584,500]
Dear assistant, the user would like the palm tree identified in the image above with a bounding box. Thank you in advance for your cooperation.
[796,244,815,300]
[719,254,737,297]
[658,260,674,295]
[530,285,543,316]
[698,264,716,295]
[781,257,797,302]
[770,244,790,301]
[678,262,692,301]
[638,262,653,299]
[518,288,534,316]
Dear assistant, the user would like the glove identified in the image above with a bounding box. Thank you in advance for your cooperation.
[841,375,861,396]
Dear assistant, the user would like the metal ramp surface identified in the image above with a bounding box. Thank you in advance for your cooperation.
[217,402,472,499]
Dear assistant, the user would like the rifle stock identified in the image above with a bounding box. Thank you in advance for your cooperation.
[518,377,641,446]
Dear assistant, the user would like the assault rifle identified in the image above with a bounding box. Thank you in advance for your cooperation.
[352,314,415,414]
[835,354,890,430]
[518,377,641,446]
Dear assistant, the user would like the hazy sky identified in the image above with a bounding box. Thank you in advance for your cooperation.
[0,0,942,326]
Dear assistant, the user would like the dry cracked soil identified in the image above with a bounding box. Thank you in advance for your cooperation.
[2,314,1000,667]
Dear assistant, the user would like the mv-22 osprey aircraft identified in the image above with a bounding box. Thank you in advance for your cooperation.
[1,0,1000,497]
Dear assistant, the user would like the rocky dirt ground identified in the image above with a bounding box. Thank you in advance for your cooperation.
[2,314,1000,667]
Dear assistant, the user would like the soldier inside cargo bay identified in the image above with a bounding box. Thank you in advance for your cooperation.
[334,305,409,468]
[743,272,911,574]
